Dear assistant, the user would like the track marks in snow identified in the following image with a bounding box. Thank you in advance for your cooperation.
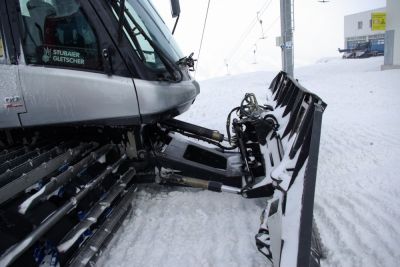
[320,197,386,266]
[99,186,269,267]
[354,192,400,224]
[335,194,399,260]
[316,191,400,267]
[314,202,358,267]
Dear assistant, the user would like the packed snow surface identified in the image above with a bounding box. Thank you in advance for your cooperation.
[99,57,400,267]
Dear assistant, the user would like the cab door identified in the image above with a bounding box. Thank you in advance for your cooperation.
[0,0,26,128]
[13,0,140,127]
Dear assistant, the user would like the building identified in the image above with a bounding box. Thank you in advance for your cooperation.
[382,0,400,70]
[344,7,385,50]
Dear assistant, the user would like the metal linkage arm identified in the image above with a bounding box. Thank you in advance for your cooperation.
[160,171,241,195]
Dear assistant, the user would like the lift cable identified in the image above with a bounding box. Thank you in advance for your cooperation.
[225,0,274,64]
[228,15,280,68]
[226,0,273,59]
[195,0,212,77]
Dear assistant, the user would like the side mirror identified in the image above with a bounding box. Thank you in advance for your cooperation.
[170,0,180,18]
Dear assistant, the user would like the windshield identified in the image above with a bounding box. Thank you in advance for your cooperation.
[111,0,183,71]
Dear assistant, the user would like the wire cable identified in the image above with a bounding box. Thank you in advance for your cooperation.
[195,0,212,77]
[229,15,280,68]
[225,0,274,64]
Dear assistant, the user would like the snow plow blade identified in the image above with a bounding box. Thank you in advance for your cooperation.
[254,72,327,267]
[156,71,327,267]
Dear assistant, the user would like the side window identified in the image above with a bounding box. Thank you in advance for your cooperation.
[18,0,102,70]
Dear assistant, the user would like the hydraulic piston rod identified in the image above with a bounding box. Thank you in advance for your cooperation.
[162,173,241,194]
[162,118,224,142]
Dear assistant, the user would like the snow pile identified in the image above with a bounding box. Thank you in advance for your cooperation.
[99,56,400,267]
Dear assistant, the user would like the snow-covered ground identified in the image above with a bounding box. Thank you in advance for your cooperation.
[99,57,400,267]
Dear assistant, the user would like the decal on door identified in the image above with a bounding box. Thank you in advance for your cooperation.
[42,47,85,65]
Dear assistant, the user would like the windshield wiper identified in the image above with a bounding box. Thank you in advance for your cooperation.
[114,0,148,62]
[112,0,182,82]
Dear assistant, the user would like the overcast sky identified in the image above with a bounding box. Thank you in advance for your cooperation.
[151,0,386,80]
